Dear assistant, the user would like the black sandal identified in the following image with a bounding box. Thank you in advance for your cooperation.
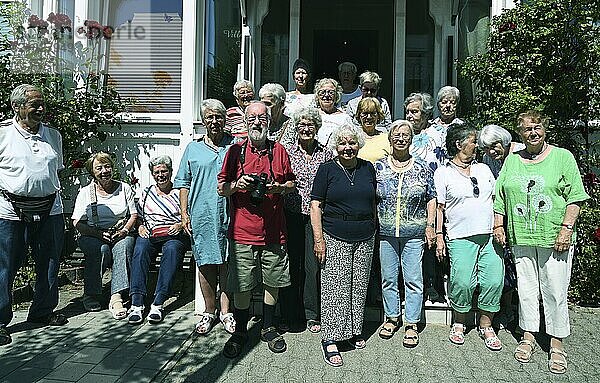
[223,332,248,358]
[403,324,419,348]
[379,318,400,340]
[0,327,11,346]
[260,326,287,353]
[321,340,343,367]
[27,313,68,326]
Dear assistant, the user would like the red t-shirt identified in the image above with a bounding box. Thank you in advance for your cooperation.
[218,139,295,245]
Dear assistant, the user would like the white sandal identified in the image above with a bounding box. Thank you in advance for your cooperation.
[127,305,144,325]
[148,304,163,324]
[219,312,236,334]
[478,326,502,351]
[109,296,127,320]
[195,312,216,335]
[449,323,466,345]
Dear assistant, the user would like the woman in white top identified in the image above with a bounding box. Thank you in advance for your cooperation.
[434,122,504,351]
[72,152,137,320]
[314,78,353,146]
[285,58,315,117]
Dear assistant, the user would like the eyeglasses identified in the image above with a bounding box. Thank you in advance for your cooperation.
[470,177,479,197]
[297,122,316,130]
[361,86,377,93]
[391,133,411,142]
[360,112,377,117]
[246,114,268,124]
[317,89,336,97]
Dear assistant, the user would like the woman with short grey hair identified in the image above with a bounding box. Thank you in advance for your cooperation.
[128,154,190,324]
[479,124,525,178]
[175,98,236,335]
[226,80,254,137]
[280,106,333,333]
[346,71,392,130]
[259,83,295,146]
[313,78,352,147]
[311,123,376,367]
[432,86,462,129]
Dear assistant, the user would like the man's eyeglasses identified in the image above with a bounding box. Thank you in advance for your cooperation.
[470,177,480,197]
[246,114,268,124]
[317,89,336,97]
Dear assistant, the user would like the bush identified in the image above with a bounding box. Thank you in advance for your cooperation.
[460,0,600,304]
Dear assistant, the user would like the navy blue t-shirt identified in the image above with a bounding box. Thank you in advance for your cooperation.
[311,158,377,242]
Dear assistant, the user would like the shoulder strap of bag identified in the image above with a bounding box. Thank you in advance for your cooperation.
[90,183,100,226]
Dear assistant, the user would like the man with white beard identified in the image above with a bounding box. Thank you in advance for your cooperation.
[217,101,296,358]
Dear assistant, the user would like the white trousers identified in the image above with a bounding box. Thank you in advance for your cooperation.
[512,245,573,338]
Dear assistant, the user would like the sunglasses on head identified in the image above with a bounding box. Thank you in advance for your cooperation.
[470,177,479,197]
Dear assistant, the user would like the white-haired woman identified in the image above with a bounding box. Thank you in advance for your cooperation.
[338,61,361,110]
[128,155,190,324]
[280,106,335,333]
[479,124,525,178]
[226,80,255,137]
[310,124,377,367]
[431,86,462,131]
[405,92,447,303]
[478,124,525,330]
[346,71,392,131]
[314,78,354,147]
[175,99,235,335]
[259,83,296,147]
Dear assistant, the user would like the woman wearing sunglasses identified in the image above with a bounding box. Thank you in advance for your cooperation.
[433,121,504,351]
[313,78,353,147]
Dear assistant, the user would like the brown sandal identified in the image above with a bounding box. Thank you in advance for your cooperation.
[548,347,567,374]
[403,324,419,348]
[379,318,400,340]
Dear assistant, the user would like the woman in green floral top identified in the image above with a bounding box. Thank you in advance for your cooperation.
[494,110,590,374]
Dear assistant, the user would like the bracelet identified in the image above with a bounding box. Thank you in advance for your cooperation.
[493,225,504,230]
[435,232,443,235]
[427,222,435,228]
[561,223,574,231]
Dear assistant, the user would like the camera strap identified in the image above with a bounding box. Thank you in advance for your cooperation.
[238,139,276,181]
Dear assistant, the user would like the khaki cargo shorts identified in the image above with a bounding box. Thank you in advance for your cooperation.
[227,241,291,293]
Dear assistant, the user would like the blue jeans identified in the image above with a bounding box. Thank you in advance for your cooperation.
[379,236,424,323]
[78,235,134,296]
[129,235,190,306]
[0,215,64,327]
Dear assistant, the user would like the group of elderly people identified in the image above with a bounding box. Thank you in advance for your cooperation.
[0,80,587,376]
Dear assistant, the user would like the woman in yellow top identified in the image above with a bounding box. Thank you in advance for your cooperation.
[356,97,390,163]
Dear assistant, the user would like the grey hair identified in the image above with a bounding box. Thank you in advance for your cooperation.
[259,83,286,105]
[338,61,357,74]
[404,92,434,120]
[244,100,272,121]
[314,78,343,105]
[291,106,322,132]
[478,124,512,149]
[328,123,366,151]
[359,71,382,87]
[200,99,226,121]
[436,86,460,104]
[388,119,414,141]
[10,84,41,107]
[232,80,254,97]
[148,155,173,172]
[445,121,478,158]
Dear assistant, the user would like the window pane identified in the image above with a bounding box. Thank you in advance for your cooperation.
[107,0,183,113]
[261,1,289,86]
[405,0,435,98]
[204,0,241,108]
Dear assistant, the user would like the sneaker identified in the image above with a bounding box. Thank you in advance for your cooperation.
[127,305,144,325]
[148,304,163,324]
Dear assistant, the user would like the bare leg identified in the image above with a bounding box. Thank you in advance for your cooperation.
[198,265,217,313]
[218,263,231,315]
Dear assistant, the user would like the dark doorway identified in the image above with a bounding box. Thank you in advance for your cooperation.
[312,30,378,82]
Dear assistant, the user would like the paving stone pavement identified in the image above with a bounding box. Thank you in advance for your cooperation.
[1,284,599,383]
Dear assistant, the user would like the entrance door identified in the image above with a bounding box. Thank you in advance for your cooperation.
[300,0,395,111]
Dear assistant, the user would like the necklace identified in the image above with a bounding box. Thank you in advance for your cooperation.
[523,142,548,160]
[451,160,470,169]
[336,159,356,186]
[389,156,413,172]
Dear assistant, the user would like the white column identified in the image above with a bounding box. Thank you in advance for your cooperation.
[288,0,300,90]
[393,0,406,119]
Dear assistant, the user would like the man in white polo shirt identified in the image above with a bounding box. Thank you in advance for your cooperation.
[0,84,67,346]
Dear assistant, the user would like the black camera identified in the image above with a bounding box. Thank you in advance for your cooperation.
[247,173,269,206]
